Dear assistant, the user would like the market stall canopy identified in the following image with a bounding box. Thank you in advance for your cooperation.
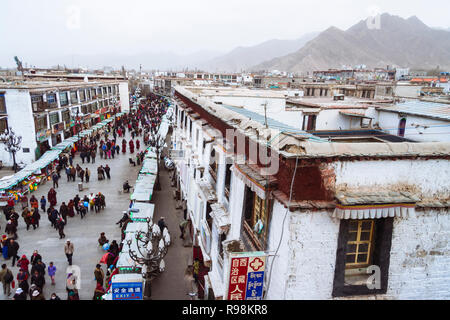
[130,174,156,202]
[129,202,155,222]
[0,149,61,191]
[124,221,150,234]
[144,147,157,159]
[140,158,158,175]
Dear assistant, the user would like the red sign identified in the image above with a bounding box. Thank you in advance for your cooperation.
[227,257,248,300]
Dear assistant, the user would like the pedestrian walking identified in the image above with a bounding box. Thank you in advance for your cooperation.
[94,264,104,287]
[48,188,57,207]
[31,270,45,291]
[79,168,85,183]
[52,172,59,189]
[40,196,46,212]
[85,167,90,183]
[12,287,27,300]
[8,239,20,267]
[48,262,56,285]
[17,255,30,275]
[30,250,42,266]
[0,264,14,297]
[50,292,61,300]
[56,218,65,239]
[104,164,111,179]
[64,240,74,266]
[91,150,96,164]
[60,202,68,224]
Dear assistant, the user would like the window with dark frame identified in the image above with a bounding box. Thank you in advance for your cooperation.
[70,91,78,104]
[79,90,86,101]
[34,115,48,131]
[332,218,394,297]
[0,93,6,113]
[59,92,68,106]
[0,118,8,132]
[242,185,272,251]
[224,163,232,199]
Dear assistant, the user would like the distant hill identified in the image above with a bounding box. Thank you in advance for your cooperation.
[252,13,450,74]
[198,32,319,72]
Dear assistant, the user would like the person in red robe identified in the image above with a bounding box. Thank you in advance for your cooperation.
[136,139,140,151]
[48,188,57,207]
[122,139,127,154]
[129,140,134,154]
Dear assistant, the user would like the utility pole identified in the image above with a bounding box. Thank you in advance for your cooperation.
[263,101,268,129]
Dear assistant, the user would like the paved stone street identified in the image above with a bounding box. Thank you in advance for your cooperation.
[0,127,191,300]
[0,132,143,300]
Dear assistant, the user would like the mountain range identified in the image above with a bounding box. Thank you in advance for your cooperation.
[196,32,319,72]
[252,13,450,74]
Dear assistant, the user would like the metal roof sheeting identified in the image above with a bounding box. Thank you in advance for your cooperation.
[378,100,450,121]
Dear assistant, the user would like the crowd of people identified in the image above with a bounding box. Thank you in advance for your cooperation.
[0,93,170,300]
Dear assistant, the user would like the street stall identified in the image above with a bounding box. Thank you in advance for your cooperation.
[116,251,144,274]
[144,147,158,160]
[139,158,158,175]
[130,174,156,203]
[124,221,150,235]
[129,202,155,222]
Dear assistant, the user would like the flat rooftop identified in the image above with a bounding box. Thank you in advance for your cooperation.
[0,80,124,91]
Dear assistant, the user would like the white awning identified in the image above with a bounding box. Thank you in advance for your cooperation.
[331,205,416,219]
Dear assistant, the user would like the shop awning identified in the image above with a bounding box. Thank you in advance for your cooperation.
[232,163,277,200]
[331,191,419,219]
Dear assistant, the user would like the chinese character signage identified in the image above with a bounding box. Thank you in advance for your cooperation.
[111,282,143,300]
[226,252,266,300]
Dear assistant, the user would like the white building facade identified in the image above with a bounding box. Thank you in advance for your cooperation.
[170,85,450,300]
[0,80,129,166]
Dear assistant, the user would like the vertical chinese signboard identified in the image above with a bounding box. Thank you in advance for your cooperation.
[226,252,266,300]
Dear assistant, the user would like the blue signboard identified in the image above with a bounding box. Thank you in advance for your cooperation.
[112,282,143,300]
[245,271,265,300]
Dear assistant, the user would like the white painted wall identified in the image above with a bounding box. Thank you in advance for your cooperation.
[386,209,450,299]
[395,84,421,98]
[1,89,38,166]
[119,81,130,111]
[333,159,450,198]
[377,111,450,142]
[266,208,340,299]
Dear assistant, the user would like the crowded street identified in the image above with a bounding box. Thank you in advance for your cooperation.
[0,95,191,300]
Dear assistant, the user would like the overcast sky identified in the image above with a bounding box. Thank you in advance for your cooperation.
[1,0,449,68]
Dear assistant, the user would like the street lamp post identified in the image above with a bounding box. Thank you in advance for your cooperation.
[0,127,22,172]
[127,217,169,300]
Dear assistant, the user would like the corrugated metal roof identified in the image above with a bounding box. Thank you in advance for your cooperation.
[223,105,326,142]
[378,100,450,121]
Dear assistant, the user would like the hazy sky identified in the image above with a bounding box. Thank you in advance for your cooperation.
[1,0,449,68]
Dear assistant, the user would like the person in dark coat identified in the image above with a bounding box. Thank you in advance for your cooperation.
[30,270,45,291]
[12,288,27,300]
[31,208,40,229]
[30,250,42,266]
[122,139,127,154]
[59,202,68,224]
[104,165,111,179]
[108,240,120,257]
[94,264,104,287]
[56,218,65,239]
[8,239,20,266]
[129,140,134,154]
[48,188,57,207]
